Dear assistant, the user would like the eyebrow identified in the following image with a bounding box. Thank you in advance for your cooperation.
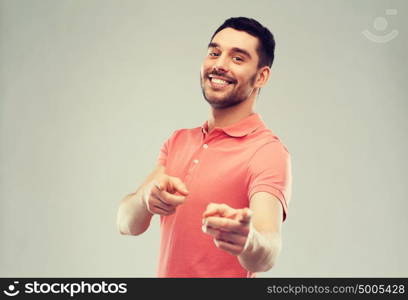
[207,42,252,60]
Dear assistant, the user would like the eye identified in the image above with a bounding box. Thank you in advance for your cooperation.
[233,56,243,62]
[209,52,219,57]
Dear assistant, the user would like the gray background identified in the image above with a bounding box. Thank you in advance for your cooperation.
[1,0,407,277]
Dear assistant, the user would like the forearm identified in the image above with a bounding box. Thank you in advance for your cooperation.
[116,185,153,236]
[238,223,282,272]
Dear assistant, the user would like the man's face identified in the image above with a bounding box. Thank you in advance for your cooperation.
[200,27,261,109]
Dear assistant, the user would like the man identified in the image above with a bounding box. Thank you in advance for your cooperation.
[116,17,292,278]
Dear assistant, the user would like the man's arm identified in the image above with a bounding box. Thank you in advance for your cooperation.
[202,191,283,273]
[237,191,283,272]
[116,164,165,236]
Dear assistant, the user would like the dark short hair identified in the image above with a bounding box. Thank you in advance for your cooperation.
[210,17,276,69]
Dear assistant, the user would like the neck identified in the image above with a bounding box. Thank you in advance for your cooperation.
[207,92,256,132]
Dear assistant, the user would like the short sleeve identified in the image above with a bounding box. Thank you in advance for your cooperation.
[156,138,170,167]
[247,142,292,222]
[155,130,179,168]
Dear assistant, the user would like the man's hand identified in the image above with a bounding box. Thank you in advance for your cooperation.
[201,203,252,256]
[143,174,189,216]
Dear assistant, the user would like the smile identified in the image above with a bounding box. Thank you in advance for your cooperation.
[208,74,234,89]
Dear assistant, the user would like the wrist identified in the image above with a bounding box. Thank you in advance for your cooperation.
[142,185,154,215]
[138,184,154,215]
[238,223,280,273]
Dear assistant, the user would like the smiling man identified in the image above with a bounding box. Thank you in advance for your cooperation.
[116,17,292,278]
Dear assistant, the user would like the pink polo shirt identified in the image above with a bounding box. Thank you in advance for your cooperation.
[155,113,292,278]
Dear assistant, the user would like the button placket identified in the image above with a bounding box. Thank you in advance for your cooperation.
[187,138,211,184]
[194,142,210,165]
[190,143,207,171]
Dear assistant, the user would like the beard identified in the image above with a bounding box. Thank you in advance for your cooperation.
[200,71,257,109]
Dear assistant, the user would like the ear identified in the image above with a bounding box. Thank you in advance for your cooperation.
[254,66,271,89]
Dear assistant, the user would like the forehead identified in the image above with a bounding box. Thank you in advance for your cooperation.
[210,27,259,56]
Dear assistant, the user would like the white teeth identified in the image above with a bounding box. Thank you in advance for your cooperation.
[212,78,228,84]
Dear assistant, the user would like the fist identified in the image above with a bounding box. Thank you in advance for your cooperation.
[202,203,252,256]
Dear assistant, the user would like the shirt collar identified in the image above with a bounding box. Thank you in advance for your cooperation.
[201,113,265,138]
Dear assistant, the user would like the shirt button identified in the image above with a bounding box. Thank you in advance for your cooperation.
[203,144,208,149]
[193,159,199,164]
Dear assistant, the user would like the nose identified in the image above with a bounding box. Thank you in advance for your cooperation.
[212,54,229,73]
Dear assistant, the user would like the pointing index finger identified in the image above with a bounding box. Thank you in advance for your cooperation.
[205,216,248,236]
[158,190,187,206]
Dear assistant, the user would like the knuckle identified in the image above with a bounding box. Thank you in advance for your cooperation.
[153,178,163,189]
[168,175,178,185]
[170,194,182,202]
[166,198,177,206]
[149,186,158,197]
[147,197,155,205]
[154,177,166,189]
[173,177,182,184]
[151,197,160,206]
[207,203,216,210]
[158,193,170,203]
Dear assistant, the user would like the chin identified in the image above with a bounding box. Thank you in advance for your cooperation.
[205,93,228,103]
